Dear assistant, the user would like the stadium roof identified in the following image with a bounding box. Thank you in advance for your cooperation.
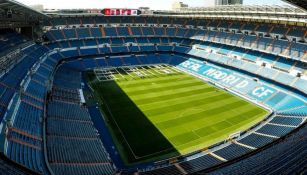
[166,5,306,15]
[283,0,307,11]
[0,0,48,28]
[152,5,307,24]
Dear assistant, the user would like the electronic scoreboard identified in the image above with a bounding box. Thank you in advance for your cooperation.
[102,8,140,16]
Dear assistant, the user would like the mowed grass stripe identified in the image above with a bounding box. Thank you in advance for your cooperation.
[134,86,216,106]
[150,97,241,124]
[128,83,211,100]
[117,74,190,87]
[140,90,228,112]
[143,93,234,116]
[154,100,249,130]
[121,76,200,92]
[194,108,266,137]
[174,110,267,153]
[161,104,260,138]
[169,108,264,146]
[123,80,206,96]
[106,85,214,106]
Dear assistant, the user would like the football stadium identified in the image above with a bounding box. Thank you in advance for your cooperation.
[0,0,306,174]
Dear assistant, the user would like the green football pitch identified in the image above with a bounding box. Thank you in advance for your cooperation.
[85,65,268,164]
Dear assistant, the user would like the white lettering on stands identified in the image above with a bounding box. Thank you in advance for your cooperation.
[212,71,228,80]
[235,80,249,89]
[181,61,192,68]
[204,68,248,88]
[180,61,202,72]
[190,63,202,72]
[203,68,217,76]
[221,75,241,85]
[252,87,274,98]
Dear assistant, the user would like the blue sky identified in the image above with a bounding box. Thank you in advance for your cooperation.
[18,0,290,10]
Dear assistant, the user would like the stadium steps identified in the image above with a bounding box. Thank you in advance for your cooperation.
[254,66,262,74]
[48,31,58,41]
[163,27,167,36]
[289,77,298,86]
[174,163,188,175]
[20,99,43,111]
[30,69,47,81]
[49,162,112,166]
[240,23,246,31]
[81,40,86,47]
[140,27,145,36]
[0,82,16,91]
[253,131,279,139]
[31,78,46,87]
[48,114,93,123]
[236,35,245,46]
[94,39,100,52]
[56,41,64,48]
[290,61,298,72]
[277,105,306,114]
[208,152,227,162]
[8,127,42,141]
[213,144,253,161]
[100,27,106,37]
[174,28,179,37]
[61,29,67,40]
[263,90,280,104]
[271,57,280,67]
[79,18,83,26]
[183,29,190,38]
[41,63,53,72]
[232,140,256,150]
[265,40,275,52]
[88,28,93,38]
[8,137,41,150]
[250,37,259,49]
[75,28,80,39]
[257,124,295,137]
[302,52,307,62]
[266,122,297,128]
[270,116,304,126]
[281,42,292,56]
[275,115,306,120]
[77,47,81,56]
[268,26,275,34]
[284,27,291,36]
[151,27,156,36]
[212,32,221,43]
[46,56,58,64]
[114,27,119,36]
[128,26,133,36]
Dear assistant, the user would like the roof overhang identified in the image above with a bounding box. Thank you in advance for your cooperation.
[0,0,49,28]
[282,0,307,11]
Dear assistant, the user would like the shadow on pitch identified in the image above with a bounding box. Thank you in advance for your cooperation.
[93,79,180,164]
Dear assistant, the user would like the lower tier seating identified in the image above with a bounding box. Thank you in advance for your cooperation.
[45,66,116,175]
[209,124,306,175]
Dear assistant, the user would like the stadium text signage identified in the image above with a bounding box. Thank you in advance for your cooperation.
[179,59,276,101]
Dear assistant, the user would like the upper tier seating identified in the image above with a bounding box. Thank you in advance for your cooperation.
[44,26,307,62]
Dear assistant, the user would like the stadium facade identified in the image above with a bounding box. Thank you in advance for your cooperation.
[0,0,306,175]
[215,0,243,5]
